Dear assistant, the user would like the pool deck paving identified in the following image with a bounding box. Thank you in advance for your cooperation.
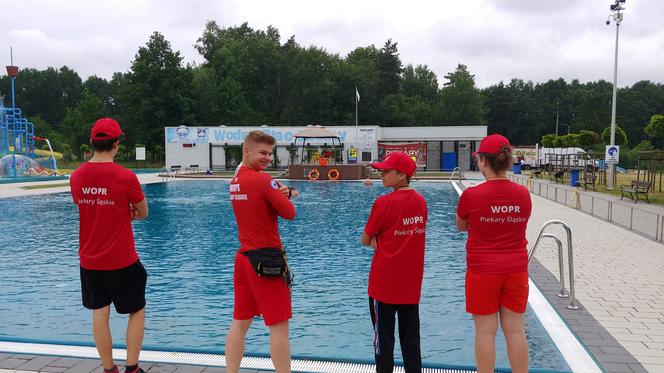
[1,173,663,372]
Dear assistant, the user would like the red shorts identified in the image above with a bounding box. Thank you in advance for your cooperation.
[233,252,292,326]
[465,271,529,315]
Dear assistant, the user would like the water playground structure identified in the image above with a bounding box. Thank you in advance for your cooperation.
[1,60,61,178]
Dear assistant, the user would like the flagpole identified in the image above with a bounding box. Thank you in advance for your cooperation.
[355,86,359,152]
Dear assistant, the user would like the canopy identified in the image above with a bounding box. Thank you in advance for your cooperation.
[292,125,342,165]
[292,125,339,139]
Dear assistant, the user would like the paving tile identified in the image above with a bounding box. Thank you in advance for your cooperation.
[64,359,102,373]
[0,358,30,369]
[172,365,206,373]
[16,355,61,371]
[0,354,11,363]
[147,363,178,373]
[202,368,227,373]
[41,366,69,373]
[51,358,86,368]
[627,364,649,373]
[598,362,634,373]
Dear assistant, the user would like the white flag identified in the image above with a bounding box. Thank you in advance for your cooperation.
[356,87,360,102]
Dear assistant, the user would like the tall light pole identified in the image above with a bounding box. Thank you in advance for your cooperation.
[606,0,625,189]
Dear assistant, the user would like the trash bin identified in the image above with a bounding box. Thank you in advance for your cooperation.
[570,169,580,187]
[512,162,522,174]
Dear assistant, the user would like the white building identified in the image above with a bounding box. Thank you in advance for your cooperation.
[164,125,487,171]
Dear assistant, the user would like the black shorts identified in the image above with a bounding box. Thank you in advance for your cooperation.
[80,260,148,314]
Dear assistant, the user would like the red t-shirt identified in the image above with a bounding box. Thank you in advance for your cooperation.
[456,179,532,273]
[364,189,428,304]
[230,166,296,252]
[70,162,145,270]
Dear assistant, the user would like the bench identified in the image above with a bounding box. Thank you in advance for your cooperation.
[619,180,651,203]
[552,170,564,184]
[170,165,182,174]
[531,169,542,178]
[580,175,597,191]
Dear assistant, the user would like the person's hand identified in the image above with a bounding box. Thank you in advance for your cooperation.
[275,180,290,197]
[370,236,377,250]
[130,204,139,221]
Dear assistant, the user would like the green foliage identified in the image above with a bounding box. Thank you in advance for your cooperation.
[644,114,664,139]
[559,133,579,147]
[577,130,597,150]
[602,126,628,146]
[2,21,664,163]
[541,134,558,148]
[437,64,486,125]
[633,140,655,152]
[61,91,109,153]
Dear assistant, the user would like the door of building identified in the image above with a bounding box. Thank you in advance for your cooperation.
[210,145,225,171]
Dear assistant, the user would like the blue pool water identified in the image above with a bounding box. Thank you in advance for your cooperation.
[0,180,570,370]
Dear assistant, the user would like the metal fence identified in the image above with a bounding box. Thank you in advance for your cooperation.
[509,174,664,243]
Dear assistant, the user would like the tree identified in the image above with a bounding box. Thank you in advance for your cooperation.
[559,133,579,147]
[401,64,438,101]
[601,126,628,146]
[377,39,402,100]
[116,31,195,149]
[437,64,486,125]
[61,91,108,152]
[577,130,597,150]
[541,134,558,148]
[644,114,664,140]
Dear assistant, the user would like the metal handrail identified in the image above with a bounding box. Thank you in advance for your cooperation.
[449,167,460,182]
[160,166,175,182]
[528,220,579,310]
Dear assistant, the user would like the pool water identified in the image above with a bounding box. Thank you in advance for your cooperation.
[0,180,570,370]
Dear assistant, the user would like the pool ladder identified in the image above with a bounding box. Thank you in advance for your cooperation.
[160,166,176,182]
[449,167,461,182]
[528,220,580,310]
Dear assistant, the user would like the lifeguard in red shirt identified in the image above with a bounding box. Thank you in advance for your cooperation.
[362,152,428,373]
[456,134,532,373]
[226,130,298,373]
[70,118,149,373]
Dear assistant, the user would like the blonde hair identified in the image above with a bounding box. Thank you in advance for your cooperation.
[244,130,276,146]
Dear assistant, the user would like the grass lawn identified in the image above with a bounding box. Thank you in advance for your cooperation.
[523,170,664,205]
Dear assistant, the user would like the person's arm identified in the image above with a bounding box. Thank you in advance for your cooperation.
[456,190,469,232]
[264,177,296,220]
[456,213,468,231]
[361,233,377,249]
[131,198,149,220]
[362,199,382,249]
[127,172,147,220]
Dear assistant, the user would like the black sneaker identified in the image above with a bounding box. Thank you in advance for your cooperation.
[124,367,144,373]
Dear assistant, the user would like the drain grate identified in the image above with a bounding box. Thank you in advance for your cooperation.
[0,340,481,373]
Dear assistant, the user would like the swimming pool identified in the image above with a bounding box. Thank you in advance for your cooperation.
[0,180,570,371]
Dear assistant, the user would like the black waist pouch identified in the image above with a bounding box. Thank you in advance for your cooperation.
[242,248,293,287]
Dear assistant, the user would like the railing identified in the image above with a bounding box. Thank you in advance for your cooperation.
[449,167,460,182]
[160,166,175,182]
[511,174,664,243]
[528,220,579,310]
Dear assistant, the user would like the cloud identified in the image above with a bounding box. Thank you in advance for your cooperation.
[0,0,661,89]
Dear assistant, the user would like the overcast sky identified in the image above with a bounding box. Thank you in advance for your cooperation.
[1,0,663,88]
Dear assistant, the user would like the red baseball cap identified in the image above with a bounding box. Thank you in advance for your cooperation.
[91,118,124,141]
[472,134,512,156]
[371,152,417,177]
